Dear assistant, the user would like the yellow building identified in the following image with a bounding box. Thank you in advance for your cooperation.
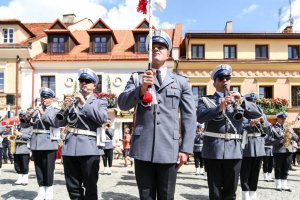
[179,23,300,124]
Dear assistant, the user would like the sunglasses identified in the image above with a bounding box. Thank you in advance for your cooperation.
[217,76,231,81]
[79,79,93,84]
[41,96,51,99]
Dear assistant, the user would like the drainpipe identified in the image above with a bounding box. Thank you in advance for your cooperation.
[27,58,35,107]
[15,55,20,115]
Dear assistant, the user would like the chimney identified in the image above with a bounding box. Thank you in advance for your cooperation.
[62,14,76,24]
[224,21,233,33]
[282,25,293,33]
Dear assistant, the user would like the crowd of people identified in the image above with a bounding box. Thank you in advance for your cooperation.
[0,29,300,200]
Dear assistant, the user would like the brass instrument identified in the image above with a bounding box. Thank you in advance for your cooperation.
[8,128,17,154]
[56,89,83,121]
[223,84,244,121]
[255,117,268,137]
[56,94,77,121]
[283,125,293,151]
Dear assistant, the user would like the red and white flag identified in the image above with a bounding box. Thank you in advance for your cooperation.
[137,0,167,14]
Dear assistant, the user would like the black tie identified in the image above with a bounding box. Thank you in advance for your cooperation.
[156,69,162,86]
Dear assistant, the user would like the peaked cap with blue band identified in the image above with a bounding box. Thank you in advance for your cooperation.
[146,30,172,51]
[276,112,288,118]
[78,68,98,84]
[39,87,55,97]
[211,64,232,80]
[244,93,257,102]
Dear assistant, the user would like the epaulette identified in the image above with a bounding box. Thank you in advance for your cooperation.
[172,72,187,78]
[131,71,144,75]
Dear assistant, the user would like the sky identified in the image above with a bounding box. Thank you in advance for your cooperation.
[1,0,300,34]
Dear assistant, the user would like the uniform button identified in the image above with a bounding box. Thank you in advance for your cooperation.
[158,100,161,104]
[157,122,160,125]
[157,112,160,115]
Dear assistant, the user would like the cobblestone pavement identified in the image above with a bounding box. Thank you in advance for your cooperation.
[1,159,300,200]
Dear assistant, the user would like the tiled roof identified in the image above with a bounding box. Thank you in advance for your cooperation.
[33,24,182,61]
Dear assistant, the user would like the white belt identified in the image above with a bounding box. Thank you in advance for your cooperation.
[204,132,242,140]
[68,128,96,137]
[247,133,261,137]
[265,145,273,148]
[34,129,50,134]
[194,144,203,147]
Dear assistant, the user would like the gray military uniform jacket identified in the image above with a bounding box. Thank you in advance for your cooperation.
[197,93,262,159]
[118,70,197,164]
[104,128,114,150]
[193,133,204,153]
[242,117,267,157]
[30,106,60,150]
[57,95,108,156]
[15,123,32,154]
[269,123,299,154]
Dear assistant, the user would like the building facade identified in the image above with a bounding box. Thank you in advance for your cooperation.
[180,23,300,124]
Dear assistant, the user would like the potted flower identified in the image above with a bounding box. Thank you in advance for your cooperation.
[256,98,289,124]
[94,92,117,108]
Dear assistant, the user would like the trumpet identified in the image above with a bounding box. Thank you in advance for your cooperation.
[223,84,244,121]
[56,90,83,121]
[255,117,268,137]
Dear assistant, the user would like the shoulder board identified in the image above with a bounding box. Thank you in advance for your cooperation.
[172,72,187,78]
[131,71,144,75]
[200,95,213,99]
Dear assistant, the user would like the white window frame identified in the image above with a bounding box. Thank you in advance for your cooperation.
[2,28,14,44]
[0,71,4,92]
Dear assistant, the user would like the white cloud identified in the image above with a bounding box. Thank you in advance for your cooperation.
[278,0,300,32]
[0,0,173,30]
[240,4,259,16]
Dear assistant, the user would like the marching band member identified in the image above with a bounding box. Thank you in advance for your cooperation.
[263,134,274,182]
[269,113,299,192]
[197,64,262,200]
[194,123,205,176]
[118,30,196,200]
[240,93,270,200]
[57,68,107,200]
[31,87,60,200]
[102,121,114,175]
[13,109,33,185]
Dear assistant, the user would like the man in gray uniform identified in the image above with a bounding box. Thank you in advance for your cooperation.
[240,93,270,200]
[57,68,107,200]
[118,30,196,200]
[30,87,60,200]
[269,112,299,192]
[197,64,262,200]
[13,109,33,185]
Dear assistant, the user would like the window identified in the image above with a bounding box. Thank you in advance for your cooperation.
[95,75,102,92]
[192,45,205,58]
[0,72,4,91]
[192,86,207,107]
[230,86,240,93]
[139,36,146,53]
[291,86,300,107]
[52,37,65,53]
[95,36,107,53]
[288,46,300,59]
[41,76,55,93]
[256,45,268,59]
[224,45,237,59]
[259,86,273,98]
[2,28,14,43]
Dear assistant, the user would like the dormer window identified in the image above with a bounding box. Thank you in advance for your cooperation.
[95,36,107,53]
[2,28,14,43]
[139,35,146,53]
[52,37,65,53]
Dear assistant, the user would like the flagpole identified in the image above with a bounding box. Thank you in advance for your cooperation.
[148,0,152,70]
